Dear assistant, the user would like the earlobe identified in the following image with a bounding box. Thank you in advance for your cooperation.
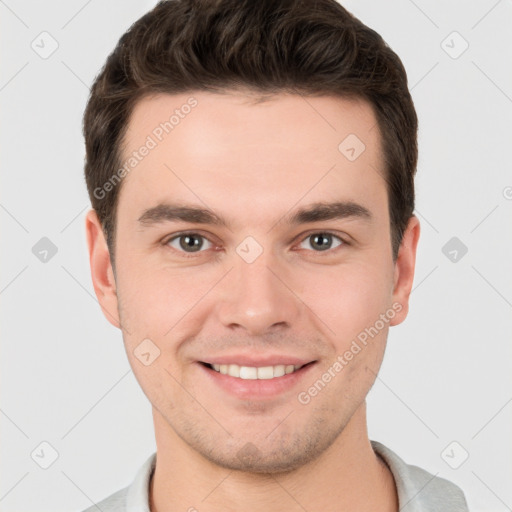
[85,209,121,328]
[389,216,421,327]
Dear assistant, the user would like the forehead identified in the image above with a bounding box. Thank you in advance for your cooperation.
[118,91,386,227]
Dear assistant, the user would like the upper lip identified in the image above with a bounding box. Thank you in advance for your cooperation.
[199,354,316,367]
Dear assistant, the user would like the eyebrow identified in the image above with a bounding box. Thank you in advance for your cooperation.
[137,201,372,229]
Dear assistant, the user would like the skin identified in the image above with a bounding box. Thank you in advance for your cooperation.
[86,90,420,512]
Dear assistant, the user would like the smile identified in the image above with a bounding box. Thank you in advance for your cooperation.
[204,363,305,380]
[198,360,317,399]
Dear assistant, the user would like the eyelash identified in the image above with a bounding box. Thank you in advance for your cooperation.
[162,230,350,259]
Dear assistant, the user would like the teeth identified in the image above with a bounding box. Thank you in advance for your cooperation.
[227,364,240,378]
[240,366,258,379]
[209,363,303,379]
[273,365,285,377]
[257,366,274,379]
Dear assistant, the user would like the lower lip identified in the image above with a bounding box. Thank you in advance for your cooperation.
[197,362,317,400]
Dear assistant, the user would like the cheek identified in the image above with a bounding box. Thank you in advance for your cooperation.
[116,269,193,406]
[296,262,393,339]
[116,262,200,329]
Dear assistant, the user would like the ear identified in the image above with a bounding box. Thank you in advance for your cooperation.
[85,209,121,328]
[389,215,421,326]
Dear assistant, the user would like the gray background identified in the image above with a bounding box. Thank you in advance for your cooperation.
[1,0,511,510]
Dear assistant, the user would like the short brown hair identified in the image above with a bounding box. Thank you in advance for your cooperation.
[83,0,418,265]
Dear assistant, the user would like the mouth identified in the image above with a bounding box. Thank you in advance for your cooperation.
[200,362,313,380]
[197,359,317,400]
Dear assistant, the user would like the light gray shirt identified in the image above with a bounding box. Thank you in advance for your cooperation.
[81,440,469,511]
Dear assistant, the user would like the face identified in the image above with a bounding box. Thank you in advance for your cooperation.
[86,90,419,473]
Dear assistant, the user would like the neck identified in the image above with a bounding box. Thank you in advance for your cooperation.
[150,403,398,512]
[149,403,398,512]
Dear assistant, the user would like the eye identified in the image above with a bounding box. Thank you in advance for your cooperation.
[163,230,348,259]
[165,232,214,255]
[297,232,346,253]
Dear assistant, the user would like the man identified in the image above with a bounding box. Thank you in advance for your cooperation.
[82,0,469,510]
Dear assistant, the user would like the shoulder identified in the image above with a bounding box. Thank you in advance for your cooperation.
[371,440,469,512]
[79,486,129,512]
[78,452,156,512]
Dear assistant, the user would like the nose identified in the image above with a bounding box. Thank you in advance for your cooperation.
[215,249,302,336]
